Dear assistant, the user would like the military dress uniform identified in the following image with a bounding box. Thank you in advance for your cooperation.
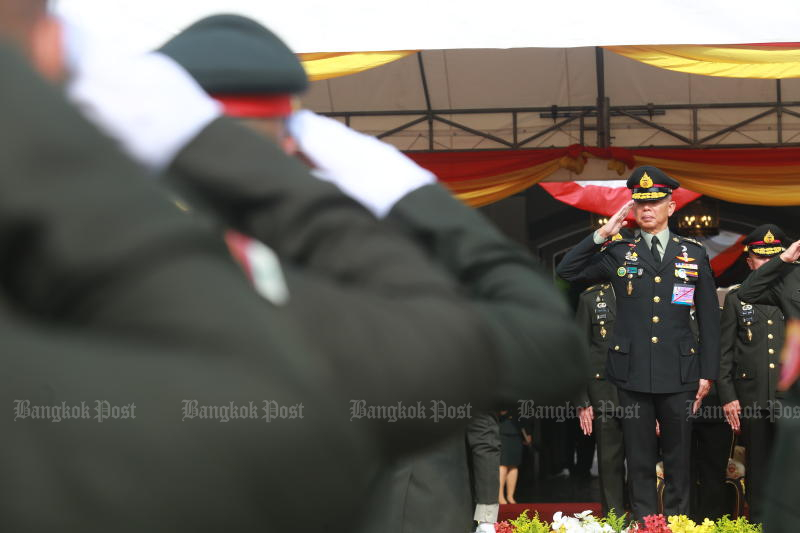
[718,283,785,522]
[557,167,721,520]
[734,227,798,532]
[576,283,626,516]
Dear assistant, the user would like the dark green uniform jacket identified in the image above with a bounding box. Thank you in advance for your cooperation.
[166,113,590,532]
[718,286,785,411]
[576,283,620,410]
[557,232,720,393]
[166,104,591,411]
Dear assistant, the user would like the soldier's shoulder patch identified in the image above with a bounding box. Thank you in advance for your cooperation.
[680,236,705,247]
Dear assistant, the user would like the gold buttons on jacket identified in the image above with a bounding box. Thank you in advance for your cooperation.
[690,348,696,354]
[768,319,774,325]
[600,321,605,325]
[769,349,775,355]
[768,333,774,339]
[654,276,662,283]
[742,372,747,378]
[614,345,620,351]
[770,363,776,369]
[652,316,660,323]
[653,296,661,303]
[595,373,601,379]
[651,337,659,343]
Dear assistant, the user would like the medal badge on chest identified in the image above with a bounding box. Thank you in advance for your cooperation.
[741,302,755,341]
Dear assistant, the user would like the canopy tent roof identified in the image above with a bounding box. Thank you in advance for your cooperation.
[56,0,800,53]
[301,47,800,152]
[57,1,800,209]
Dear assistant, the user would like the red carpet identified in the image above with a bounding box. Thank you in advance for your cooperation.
[498,502,602,523]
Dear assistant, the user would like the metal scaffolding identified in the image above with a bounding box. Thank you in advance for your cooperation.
[323,50,800,152]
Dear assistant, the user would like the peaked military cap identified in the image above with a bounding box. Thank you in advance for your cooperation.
[744,224,788,257]
[626,166,680,202]
[159,14,308,118]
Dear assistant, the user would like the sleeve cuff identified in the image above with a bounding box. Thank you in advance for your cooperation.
[474,503,500,524]
[592,231,606,245]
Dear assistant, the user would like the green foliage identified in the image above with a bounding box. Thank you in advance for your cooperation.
[712,515,763,533]
[508,510,551,533]
[602,508,629,533]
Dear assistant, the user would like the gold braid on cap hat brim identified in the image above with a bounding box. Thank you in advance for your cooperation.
[631,191,669,200]
[750,246,785,256]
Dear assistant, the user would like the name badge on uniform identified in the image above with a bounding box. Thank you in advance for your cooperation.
[671,283,695,306]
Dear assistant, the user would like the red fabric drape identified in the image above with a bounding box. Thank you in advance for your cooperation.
[406,144,800,207]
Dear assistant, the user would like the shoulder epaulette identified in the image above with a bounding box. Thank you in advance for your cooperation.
[680,236,704,247]
[727,283,742,291]
[600,238,632,252]
[581,285,598,294]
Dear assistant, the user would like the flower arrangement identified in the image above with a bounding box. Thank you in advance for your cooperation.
[494,511,762,533]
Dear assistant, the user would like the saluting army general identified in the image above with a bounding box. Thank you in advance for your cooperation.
[718,224,788,523]
[575,281,627,517]
[557,167,721,520]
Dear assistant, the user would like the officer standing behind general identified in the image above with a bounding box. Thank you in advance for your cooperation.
[557,167,720,520]
[718,224,788,524]
[737,234,800,533]
[575,280,626,517]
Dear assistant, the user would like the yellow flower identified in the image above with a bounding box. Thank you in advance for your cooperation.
[667,515,697,533]
[695,518,715,533]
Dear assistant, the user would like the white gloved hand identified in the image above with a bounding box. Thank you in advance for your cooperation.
[58,7,221,173]
[475,522,497,533]
[287,109,436,218]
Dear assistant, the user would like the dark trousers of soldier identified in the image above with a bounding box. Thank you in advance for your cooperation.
[742,413,776,523]
[570,417,596,478]
[594,413,626,516]
[618,389,694,519]
[689,421,733,522]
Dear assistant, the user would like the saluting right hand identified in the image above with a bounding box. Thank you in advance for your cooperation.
[597,201,635,240]
[780,239,800,263]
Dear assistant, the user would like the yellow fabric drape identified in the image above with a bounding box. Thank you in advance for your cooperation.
[298,51,417,81]
[634,156,800,206]
[444,159,565,207]
[606,44,800,79]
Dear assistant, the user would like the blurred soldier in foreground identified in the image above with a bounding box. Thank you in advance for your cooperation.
[0,2,589,531]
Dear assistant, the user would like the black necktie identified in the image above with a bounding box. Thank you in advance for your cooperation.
[651,237,661,262]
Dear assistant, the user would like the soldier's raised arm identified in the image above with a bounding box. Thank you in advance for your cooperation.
[738,250,795,308]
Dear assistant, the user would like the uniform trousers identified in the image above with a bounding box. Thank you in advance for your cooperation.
[594,411,626,515]
[618,388,694,519]
[690,420,732,521]
[742,413,777,523]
